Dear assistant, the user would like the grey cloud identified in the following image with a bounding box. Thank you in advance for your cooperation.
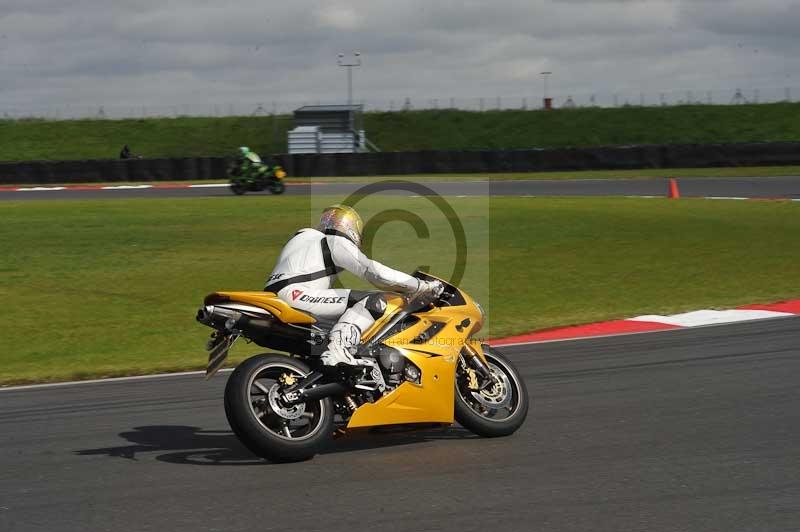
[0,0,797,113]
[680,0,800,37]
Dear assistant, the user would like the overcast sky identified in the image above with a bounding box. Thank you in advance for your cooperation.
[1,0,798,114]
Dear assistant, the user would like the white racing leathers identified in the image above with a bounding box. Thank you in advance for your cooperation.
[265,228,421,363]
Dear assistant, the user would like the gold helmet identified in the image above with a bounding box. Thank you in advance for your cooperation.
[318,204,364,247]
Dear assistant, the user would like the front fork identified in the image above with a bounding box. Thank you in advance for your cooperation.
[460,341,496,391]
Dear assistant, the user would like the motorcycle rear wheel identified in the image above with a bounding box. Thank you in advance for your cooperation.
[454,346,529,437]
[224,354,333,462]
[230,182,247,195]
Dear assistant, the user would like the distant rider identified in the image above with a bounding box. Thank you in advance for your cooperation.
[234,146,268,176]
[265,205,443,367]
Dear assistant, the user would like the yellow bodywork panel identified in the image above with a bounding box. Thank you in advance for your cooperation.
[348,288,486,427]
[361,295,406,342]
[346,350,456,427]
[208,291,317,324]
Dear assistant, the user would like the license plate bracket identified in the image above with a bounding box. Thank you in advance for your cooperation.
[205,333,239,379]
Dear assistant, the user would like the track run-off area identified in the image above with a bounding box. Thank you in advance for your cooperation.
[1,317,798,532]
[1,175,800,200]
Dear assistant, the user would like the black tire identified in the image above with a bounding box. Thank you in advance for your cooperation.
[269,181,286,195]
[230,182,247,195]
[454,345,529,437]
[224,354,333,462]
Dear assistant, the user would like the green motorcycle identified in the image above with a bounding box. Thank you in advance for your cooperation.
[228,147,286,195]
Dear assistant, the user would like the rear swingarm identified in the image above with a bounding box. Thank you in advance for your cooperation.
[280,371,349,405]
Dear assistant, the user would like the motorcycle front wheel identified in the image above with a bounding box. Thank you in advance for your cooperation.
[454,345,529,437]
[224,354,333,462]
[269,181,286,195]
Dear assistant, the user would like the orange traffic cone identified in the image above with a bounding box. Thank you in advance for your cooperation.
[668,178,680,199]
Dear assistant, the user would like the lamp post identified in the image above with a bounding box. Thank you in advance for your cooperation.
[337,52,362,106]
[540,71,552,109]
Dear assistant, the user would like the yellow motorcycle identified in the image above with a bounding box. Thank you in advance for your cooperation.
[196,273,528,462]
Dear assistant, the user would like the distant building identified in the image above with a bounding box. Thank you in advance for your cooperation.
[287,105,378,154]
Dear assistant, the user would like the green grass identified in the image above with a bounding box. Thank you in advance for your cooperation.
[0,116,292,162]
[367,104,800,151]
[1,195,799,384]
[3,103,800,161]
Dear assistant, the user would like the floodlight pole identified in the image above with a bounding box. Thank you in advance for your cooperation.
[338,52,362,106]
[540,71,552,108]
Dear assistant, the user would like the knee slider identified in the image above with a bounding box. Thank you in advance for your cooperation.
[364,293,387,319]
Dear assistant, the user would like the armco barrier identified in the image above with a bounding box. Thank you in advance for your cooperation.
[1,142,800,184]
[0,157,230,184]
[273,141,800,177]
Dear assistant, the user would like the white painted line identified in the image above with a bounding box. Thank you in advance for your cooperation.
[629,309,794,327]
[16,186,66,192]
[792,199,800,202]
[189,183,230,188]
[0,368,233,392]
[101,185,153,190]
[704,196,749,201]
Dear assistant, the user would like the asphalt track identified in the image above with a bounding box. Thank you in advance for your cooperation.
[3,175,800,200]
[2,317,799,532]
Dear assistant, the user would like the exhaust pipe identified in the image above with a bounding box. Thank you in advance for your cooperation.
[196,305,273,333]
[196,305,240,329]
[196,304,323,354]
[196,306,214,324]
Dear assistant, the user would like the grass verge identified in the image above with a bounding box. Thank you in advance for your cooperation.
[2,103,800,161]
[1,195,799,384]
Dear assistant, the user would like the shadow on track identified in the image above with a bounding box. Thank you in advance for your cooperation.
[75,424,476,466]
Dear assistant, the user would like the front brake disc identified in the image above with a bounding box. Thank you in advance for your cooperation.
[470,365,512,409]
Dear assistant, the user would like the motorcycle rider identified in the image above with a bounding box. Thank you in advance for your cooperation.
[234,146,267,175]
[265,204,443,367]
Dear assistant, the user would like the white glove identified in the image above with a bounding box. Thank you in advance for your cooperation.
[414,279,445,302]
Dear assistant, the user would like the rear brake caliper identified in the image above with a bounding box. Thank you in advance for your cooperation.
[278,373,297,387]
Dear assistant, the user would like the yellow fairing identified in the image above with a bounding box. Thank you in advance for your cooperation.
[361,295,406,342]
[347,291,485,428]
[347,349,456,427]
[208,291,317,324]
